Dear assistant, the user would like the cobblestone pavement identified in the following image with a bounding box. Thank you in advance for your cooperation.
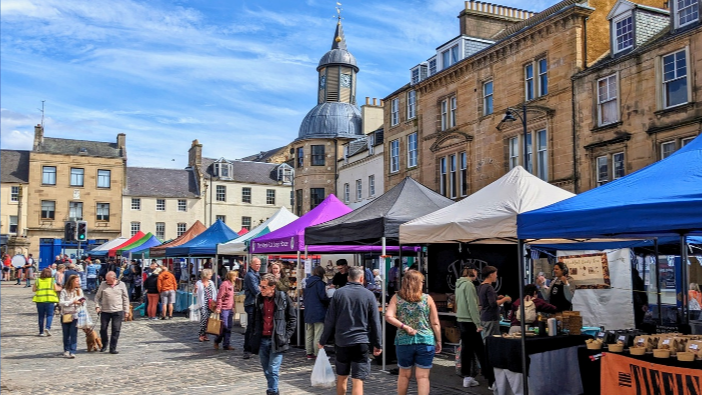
[1,283,492,395]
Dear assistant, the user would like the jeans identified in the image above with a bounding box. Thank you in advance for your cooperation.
[87,278,97,292]
[100,311,124,351]
[147,294,159,318]
[215,309,233,346]
[127,283,134,301]
[259,337,283,392]
[36,302,54,334]
[244,305,254,352]
[305,322,324,356]
[61,319,78,353]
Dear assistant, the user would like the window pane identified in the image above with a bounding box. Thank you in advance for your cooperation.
[70,168,84,186]
[242,217,251,230]
[297,147,304,168]
[178,199,187,212]
[155,223,165,240]
[97,203,110,221]
[344,183,350,202]
[538,59,548,96]
[311,145,325,166]
[177,223,187,237]
[216,215,226,223]
[449,154,457,198]
[661,141,677,159]
[408,133,418,167]
[390,140,399,172]
[613,153,625,179]
[509,137,520,169]
[525,64,534,100]
[460,152,468,196]
[484,81,493,115]
[41,200,55,220]
[369,175,375,196]
[97,170,111,188]
[310,188,325,209]
[525,133,533,173]
[356,179,362,200]
[216,185,226,202]
[537,130,548,181]
[407,91,416,119]
[597,156,609,185]
[69,202,83,220]
[391,98,399,125]
[42,166,56,185]
[666,77,688,107]
[131,222,140,236]
[439,157,447,196]
[615,17,633,52]
[131,198,141,210]
[242,187,251,203]
[266,189,276,205]
[156,199,165,211]
[678,0,699,26]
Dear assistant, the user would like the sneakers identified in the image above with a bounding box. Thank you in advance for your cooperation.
[44,329,52,337]
[38,333,46,337]
[109,350,119,354]
[222,346,235,351]
[463,377,479,387]
[488,383,496,391]
[63,351,71,358]
[69,353,76,359]
[306,354,316,360]
[243,351,251,359]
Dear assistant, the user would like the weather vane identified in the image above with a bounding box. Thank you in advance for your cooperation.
[335,2,343,22]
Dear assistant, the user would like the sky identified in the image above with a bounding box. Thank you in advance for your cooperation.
[1,0,557,169]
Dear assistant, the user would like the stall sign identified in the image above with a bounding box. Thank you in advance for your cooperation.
[601,353,702,395]
[559,253,611,289]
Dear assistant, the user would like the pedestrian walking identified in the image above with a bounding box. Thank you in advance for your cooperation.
[214,270,237,350]
[95,271,130,354]
[250,274,297,395]
[195,269,218,342]
[32,268,60,337]
[268,262,290,292]
[144,267,161,320]
[455,263,489,389]
[22,259,33,288]
[59,275,85,358]
[157,265,177,320]
[304,265,329,360]
[478,266,511,339]
[2,253,11,281]
[85,260,98,293]
[243,257,261,359]
[54,264,66,287]
[385,270,442,395]
[319,266,382,395]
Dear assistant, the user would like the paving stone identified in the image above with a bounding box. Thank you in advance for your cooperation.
[1,283,492,394]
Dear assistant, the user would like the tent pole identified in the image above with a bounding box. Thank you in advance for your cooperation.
[517,239,529,395]
[382,237,387,372]
[680,234,689,327]
[214,254,219,288]
[654,238,662,327]
[298,247,305,347]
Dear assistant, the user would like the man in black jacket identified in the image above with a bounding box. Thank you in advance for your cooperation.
[251,274,296,395]
[320,266,382,395]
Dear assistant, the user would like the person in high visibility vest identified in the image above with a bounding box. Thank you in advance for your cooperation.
[32,268,61,337]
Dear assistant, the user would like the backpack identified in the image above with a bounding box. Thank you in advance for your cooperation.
[517,298,537,324]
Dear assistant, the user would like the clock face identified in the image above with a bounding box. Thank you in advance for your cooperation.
[340,74,351,88]
[319,75,326,89]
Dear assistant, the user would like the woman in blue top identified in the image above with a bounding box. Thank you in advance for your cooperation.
[385,270,441,395]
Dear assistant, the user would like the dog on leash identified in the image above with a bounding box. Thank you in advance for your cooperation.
[124,305,134,322]
[83,327,102,352]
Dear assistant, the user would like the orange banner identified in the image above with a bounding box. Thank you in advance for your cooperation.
[601,353,702,395]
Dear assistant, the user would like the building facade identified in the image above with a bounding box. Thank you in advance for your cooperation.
[383,0,667,198]
[337,127,385,209]
[573,0,701,190]
[0,150,30,255]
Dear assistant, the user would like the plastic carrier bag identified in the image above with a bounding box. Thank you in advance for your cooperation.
[76,306,93,329]
[310,348,336,388]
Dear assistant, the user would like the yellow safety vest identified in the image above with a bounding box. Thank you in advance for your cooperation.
[32,277,59,303]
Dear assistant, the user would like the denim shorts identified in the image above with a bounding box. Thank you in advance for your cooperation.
[396,344,435,369]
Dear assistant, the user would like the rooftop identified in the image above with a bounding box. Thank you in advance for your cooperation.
[125,167,199,198]
[35,137,125,158]
[201,157,284,186]
[0,150,30,184]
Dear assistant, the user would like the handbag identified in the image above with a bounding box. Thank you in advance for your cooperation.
[62,314,74,323]
[208,299,217,312]
[206,313,223,336]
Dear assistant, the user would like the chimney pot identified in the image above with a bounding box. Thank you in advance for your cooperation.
[365,97,370,105]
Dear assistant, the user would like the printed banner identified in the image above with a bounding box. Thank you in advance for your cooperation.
[601,353,702,395]
[559,253,611,289]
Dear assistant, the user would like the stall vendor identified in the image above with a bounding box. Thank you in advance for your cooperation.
[536,262,575,312]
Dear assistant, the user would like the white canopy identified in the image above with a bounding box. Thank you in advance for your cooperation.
[217,206,298,255]
[90,237,129,252]
[399,166,575,244]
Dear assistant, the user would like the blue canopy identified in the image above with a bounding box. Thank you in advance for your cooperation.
[518,135,702,240]
[532,236,702,251]
[124,235,162,256]
[165,219,238,257]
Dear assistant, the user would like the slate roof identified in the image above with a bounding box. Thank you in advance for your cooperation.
[347,137,369,157]
[35,137,124,158]
[0,150,30,183]
[493,0,586,40]
[125,167,199,198]
[201,157,281,186]
[239,146,286,163]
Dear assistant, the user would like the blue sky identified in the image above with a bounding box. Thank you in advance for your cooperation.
[1,0,557,168]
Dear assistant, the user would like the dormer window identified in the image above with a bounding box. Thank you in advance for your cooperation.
[441,45,459,70]
[213,159,233,179]
[277,164,293,185]
[368,134,375,155]
[411,68,420,84]
[614,14,634,53]
[676,0,699,28]
[428,58,437,75]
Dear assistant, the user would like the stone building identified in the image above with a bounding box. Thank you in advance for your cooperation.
[383,0,667,197]
[337,124,385,209]
[26,125,126,261]
[0,150,30,255]
[572,0,701,190]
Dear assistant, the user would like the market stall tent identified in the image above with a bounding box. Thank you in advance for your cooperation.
[122,234,162,257]
[217,206,298,255]
[400,166,575,244]
[237,227,249,236]
[149,220,207,258]
[116,233,158,256]
[89,237,129,257]
[518,135,702,239]
[165,219,238,257]
[305,177,453,246]
[107,231,145,257]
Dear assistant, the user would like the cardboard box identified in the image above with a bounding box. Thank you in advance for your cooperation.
[235,294,246,314]
[444,327,461,344]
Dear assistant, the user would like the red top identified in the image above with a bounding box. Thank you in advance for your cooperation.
[3,257,10,267]
[262,297,275,336]
[216,280,235,311]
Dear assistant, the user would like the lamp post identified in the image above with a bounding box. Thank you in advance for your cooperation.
[499,103,529,171]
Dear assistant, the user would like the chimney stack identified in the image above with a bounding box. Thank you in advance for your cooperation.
[188,139,203,168]
[460,1,536,39]
[33,124,44,150]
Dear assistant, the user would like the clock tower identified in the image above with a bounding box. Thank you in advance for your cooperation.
[291,20,364,215]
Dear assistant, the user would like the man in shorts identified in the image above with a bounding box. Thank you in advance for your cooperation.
[157,265,177,319]
[320,266,382,395]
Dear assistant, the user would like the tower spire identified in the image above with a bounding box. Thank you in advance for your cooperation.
[332,2,347,50]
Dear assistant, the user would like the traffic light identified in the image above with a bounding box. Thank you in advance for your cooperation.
[64,221,76,241]
[76,221,88,241]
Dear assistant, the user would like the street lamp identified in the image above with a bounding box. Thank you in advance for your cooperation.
[497,103,529,172]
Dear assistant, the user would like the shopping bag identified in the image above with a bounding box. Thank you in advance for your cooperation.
[189,303,200,322]
[76,306,93,329]
[310,348,336,388]
[206,313,223,336]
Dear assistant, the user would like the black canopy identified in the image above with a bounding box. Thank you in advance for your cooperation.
[305,177,454,245]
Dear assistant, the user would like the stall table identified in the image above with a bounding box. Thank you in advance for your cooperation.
[175,290,193,313]
[486,335,590,395]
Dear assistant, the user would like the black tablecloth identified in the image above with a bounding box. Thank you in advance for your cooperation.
[486,335,591,373]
